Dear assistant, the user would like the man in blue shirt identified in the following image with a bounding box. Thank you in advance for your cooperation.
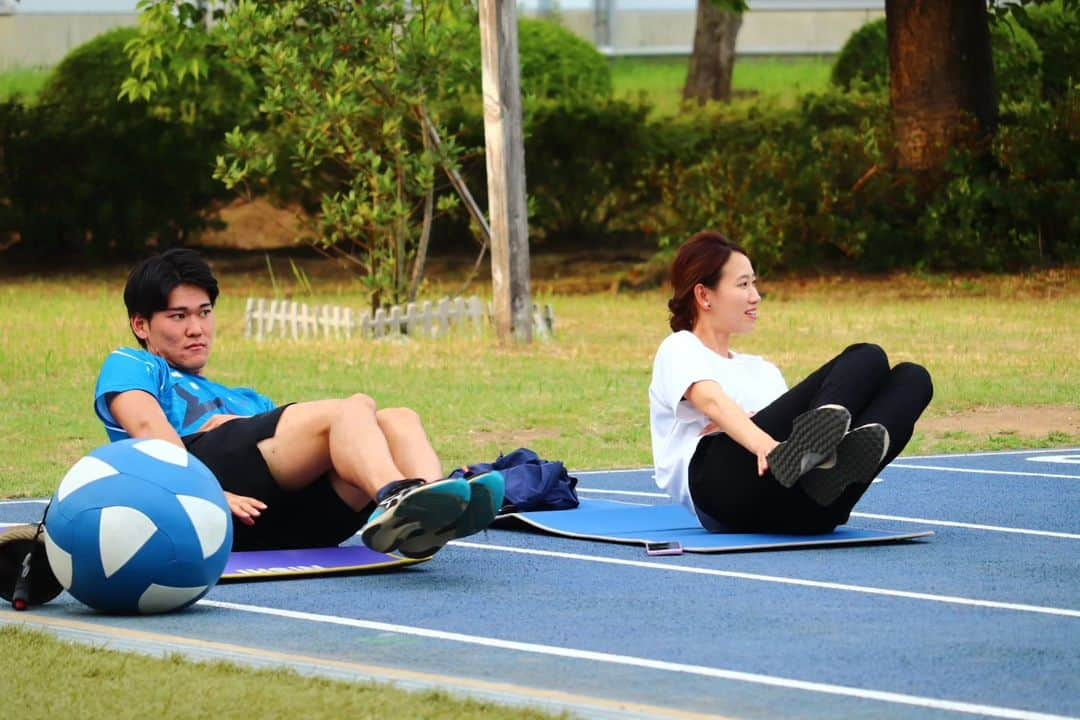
[95,249,502,557]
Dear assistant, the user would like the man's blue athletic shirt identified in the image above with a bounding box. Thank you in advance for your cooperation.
[95,348,276,441]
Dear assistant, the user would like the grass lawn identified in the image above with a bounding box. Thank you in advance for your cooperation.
[0,266,1077,716]
[610,55,834,115]
[2,267,1077,499]
[0,54,832,111]
[0,66,50,102]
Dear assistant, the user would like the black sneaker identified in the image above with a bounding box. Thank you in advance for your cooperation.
[799,423,890,507]
[360,478,470,558]
[767,404,851,488]
[398,471,506,558]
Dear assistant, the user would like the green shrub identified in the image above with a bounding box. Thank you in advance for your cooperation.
[647,87,1077,273]
[448,18,612,101]
[830,19,888,92]
[38,28,148,130]
[521,96,656,243]
[518,19,612,100]
[1017,1,1080,101]
[830,17,1043,102]
[1,27,238,262]
[650,90,905,272]
[920,89,1080,268]
[432,93,656,252]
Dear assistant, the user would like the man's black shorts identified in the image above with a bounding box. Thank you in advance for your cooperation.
[182,405,374,551]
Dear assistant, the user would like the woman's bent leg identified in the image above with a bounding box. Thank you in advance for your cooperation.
[689,432,838,533]
[825,361,934,525]
[752,343,890,440]
[687,345,929,533]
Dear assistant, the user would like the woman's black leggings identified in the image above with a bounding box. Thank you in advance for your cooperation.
[688,343,933,534]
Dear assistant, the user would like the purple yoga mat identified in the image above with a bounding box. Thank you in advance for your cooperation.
[221,544,426,581]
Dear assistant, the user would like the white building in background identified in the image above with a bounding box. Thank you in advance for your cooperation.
[1,1,884,70]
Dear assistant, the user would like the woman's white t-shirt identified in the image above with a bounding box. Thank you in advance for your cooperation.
[649,330,788,517]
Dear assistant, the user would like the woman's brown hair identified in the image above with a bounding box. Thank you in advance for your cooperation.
[667,231,748,332]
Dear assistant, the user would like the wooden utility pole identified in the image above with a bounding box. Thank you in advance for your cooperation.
[479,0,532,343]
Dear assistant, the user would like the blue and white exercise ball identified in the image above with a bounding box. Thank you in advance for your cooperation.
[43,439,232,614]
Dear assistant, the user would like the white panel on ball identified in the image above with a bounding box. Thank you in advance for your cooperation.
[176,495,229,559]
[42,528,73,589]
[57,456,118,501]
[99,506,157,578]
[138,584,208,614]
[133,439,190,468]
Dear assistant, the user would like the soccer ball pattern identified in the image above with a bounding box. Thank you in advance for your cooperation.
[44,439,233,614]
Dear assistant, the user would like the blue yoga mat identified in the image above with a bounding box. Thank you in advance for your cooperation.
[496,498,932,553]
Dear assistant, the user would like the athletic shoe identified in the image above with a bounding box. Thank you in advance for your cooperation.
[398,471,506,558]
[799,423,890,507]
[360,478,470,558]
[767,404,851,488]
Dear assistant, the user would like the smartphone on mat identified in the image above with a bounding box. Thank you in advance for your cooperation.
[645,541,683,556]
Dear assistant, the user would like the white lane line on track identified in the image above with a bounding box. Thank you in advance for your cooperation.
[887,464,1080,480]
[574,488,1079,539]
[1028,455,1080,464]
[0,499,47,506]
[450,541,1080,619]
[848,513,1080,540]
[903,448,1080,460]
[571,449,1080,475]
[200,599,1077,720]
[578,488,667,498]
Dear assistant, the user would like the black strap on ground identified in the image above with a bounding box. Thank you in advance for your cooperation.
[0,520,63,610]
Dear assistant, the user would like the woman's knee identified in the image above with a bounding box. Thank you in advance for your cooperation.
[843,342,889,371]
[892,362,934,404]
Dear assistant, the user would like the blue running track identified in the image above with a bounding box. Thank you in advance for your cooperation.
[2,448,1078,720]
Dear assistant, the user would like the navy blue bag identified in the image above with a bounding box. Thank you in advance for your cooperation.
[450,448,579,513]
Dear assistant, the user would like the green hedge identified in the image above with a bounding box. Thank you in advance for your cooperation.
[649,87,1079,272]
[3,18,1077,272]
[1019,2,1080,101]
[830,17,1044,102]
[446,18,612,101]
[830,19,888,92]
[0,27,244,262]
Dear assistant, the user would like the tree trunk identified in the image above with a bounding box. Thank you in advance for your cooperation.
[886,0,997,172]
[683,0,743,105]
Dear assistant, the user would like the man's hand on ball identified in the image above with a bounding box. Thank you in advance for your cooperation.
[224,492,266,526]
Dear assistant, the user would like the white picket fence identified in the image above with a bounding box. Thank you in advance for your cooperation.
[244,296,555,341]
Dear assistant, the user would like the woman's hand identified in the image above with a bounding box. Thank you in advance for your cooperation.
[751,437,780,478]
[224,491,266,526]
[699,421,721,436]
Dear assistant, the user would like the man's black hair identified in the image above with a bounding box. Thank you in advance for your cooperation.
[124,249,220,348]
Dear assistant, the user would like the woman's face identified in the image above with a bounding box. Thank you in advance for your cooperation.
[698,252,761,335]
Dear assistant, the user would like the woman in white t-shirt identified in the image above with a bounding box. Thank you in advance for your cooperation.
[650,231,932,533]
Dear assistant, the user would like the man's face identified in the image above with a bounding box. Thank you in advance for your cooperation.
[131,284,215,374]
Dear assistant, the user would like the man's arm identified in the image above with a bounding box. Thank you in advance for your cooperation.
[107,390,265,525]
[108,390,184,447]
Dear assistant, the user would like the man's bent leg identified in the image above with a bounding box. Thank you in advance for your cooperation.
[257,395,405,500]
[376,407,442,482]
